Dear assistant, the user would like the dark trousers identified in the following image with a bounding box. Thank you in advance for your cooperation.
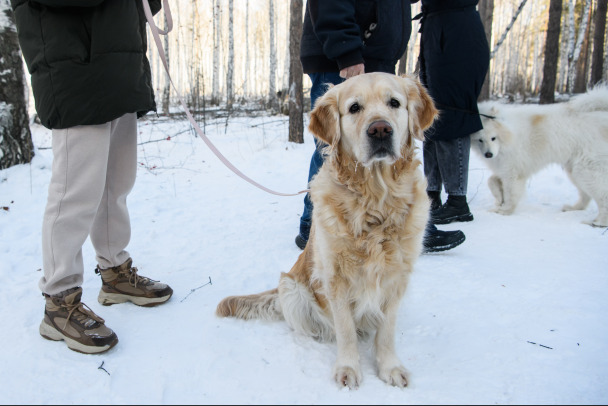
[423,136,471,196]
[298,72,344,239]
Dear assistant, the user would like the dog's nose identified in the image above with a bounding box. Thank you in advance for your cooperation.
[485,152,493,158]
[367,121,393,139]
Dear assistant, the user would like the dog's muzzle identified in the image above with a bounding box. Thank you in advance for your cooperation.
[367,120,394,158]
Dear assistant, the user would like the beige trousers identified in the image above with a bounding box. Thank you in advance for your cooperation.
[40,113,137,296]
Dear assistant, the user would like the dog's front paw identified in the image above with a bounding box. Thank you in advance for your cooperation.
[491,205,514,215]
[379,365,409,388]
[583,218,608,228]
[334,365,362,390]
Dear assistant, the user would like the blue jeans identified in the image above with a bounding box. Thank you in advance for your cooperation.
[298,72,344,240]
[423,136,471,196]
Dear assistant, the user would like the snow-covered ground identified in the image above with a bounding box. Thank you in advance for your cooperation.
[1,113,606,404]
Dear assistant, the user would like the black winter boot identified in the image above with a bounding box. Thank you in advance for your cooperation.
[422,223,466,253]
[427,191,442,211]
[431,195,474,225]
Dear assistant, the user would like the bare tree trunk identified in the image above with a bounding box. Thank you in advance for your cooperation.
[268,0,279,113]
[574,1,593,93]
[566,0,576,92]
[478,0,495,101]
[212,0,221,105]
[398,50,408,76]
[490,0,528,59]
[243,0,250,96]
[591,0,608,85]
[540,0,563,104]
[568,0,593,94]
[0,2,34,170]
[226,0,234,110]
[161,11,170,115]
[288,0,303,144]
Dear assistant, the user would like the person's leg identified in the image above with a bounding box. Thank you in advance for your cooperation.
[90,113,173,306]
[40,123,112,296]
[90,113,137,269]
[39,122,118,353]
[297,72,344,249]
[431,136,474,224]
[438,136,471,197]
[423,138,443,210]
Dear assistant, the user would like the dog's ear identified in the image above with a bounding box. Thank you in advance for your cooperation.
[308,90,341,150]
[402,76,438,141]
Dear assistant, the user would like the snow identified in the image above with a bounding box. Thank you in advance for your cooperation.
[0,113,607,404]
[0,1,13,32]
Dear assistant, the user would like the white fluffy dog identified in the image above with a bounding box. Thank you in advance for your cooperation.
[471,86,608,227]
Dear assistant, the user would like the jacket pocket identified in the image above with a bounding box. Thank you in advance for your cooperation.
[355,0,378,43]
[38,5,93,64]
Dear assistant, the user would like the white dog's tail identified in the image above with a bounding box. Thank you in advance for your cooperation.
[216,288,284,321]
[568,85,608,112]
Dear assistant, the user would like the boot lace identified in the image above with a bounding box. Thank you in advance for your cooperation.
[124,266,158,288]
[63,302,105,330]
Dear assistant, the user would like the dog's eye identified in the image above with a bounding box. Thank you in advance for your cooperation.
[491,137,496,141]
[349,103,361,114]
[389,98,400,108]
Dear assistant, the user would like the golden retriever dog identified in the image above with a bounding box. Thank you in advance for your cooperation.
[216,73,438,389]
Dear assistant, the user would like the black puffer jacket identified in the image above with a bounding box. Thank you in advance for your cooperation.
[300,0,412,74]
[416,0,490,141]
[10,0,161,129]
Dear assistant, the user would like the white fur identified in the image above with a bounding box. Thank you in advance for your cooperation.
[471,86,608,227]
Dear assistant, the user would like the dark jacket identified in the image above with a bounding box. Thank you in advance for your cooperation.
[417,0,490,141]
[300,0,412,74]
[10,0,161,129]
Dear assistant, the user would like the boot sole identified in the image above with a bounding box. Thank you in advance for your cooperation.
[39,320,117,354]
[423,233,466,253]
[98,291,172,307]
[432,213,474,225]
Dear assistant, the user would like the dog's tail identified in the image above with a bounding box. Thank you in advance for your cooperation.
[216,288,283,321]
[569,85,608,112]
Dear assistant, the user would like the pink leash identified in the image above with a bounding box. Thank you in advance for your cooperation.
[142,0,309,197]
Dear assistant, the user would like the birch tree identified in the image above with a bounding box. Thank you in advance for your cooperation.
[243,0,250,96]
[478,0,495,101]
[574,1,593,93]
[591,0,608,85]
[567,0,592,94]
[268,0,279,112]
[0,1,34,170]
[540,0,563,104]
[161,11,171,115]
[226,0,234,109]
[490,0,529,59]
[212,0,221,105]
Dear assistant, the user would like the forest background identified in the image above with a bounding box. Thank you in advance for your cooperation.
[1,0,608,172]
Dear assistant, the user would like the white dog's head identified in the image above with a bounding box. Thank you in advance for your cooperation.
[308,73,437,168]
[471,105,511,160]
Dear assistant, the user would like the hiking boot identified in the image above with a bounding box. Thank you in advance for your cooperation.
[295,234,308,250]
[428,191,442,211]
[96,258,173,307]
[295,224,310,250]
[39,287,118,354]
[431,195,474,225]
[422,227,466,253]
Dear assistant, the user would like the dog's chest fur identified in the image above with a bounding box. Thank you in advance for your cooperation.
[309,162,426,331]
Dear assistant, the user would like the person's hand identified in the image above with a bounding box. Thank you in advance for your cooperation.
[340,63,365,79]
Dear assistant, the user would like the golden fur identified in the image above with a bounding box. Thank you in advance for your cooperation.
[216,73,438,389]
